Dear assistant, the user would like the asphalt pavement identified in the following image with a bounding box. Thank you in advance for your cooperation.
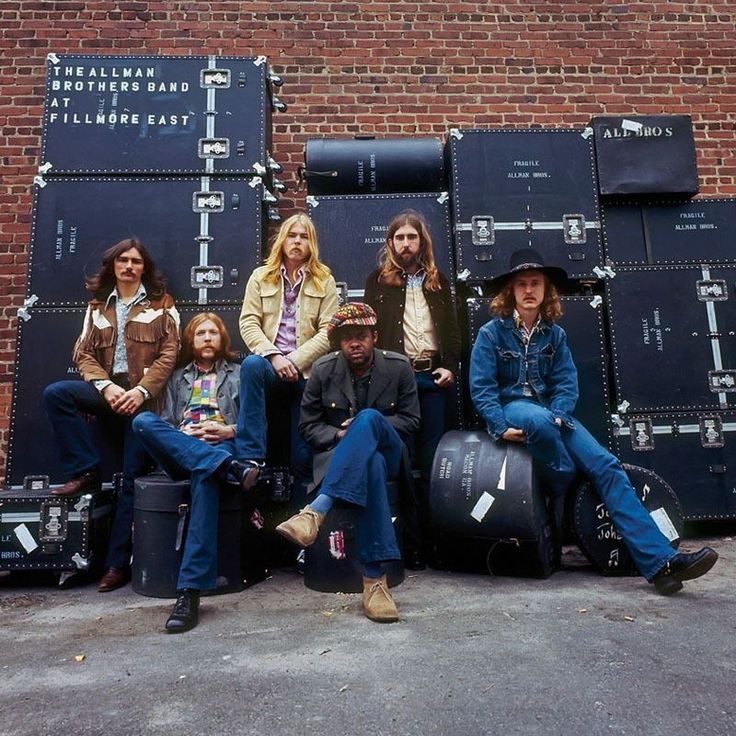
[1,532,734,736]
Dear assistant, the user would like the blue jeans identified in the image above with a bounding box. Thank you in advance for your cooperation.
[503,399,676,579]
[319,409,402,564]
[132,412,236,591]
[413,371,447,540]
[235,355,311,485]
[42,380,149,570]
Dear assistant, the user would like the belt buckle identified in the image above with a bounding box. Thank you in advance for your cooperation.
[413,357,432,372]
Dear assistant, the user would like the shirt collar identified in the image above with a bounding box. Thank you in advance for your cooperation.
[402,267,426,280]
[280,264,306,286]
[513,309,541,332]
[105,283,147,310]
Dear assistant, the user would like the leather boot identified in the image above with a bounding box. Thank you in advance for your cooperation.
[51,468,101,497]
[165,590,200,633]
[651,547,718,595]
[275,506,325,547]
[362,575,399,623]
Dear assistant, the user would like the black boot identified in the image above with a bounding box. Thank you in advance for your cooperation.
[651,547,718,595]
[165,589,200,633]
[220,459,263,492]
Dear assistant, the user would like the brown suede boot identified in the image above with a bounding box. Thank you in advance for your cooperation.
[362,575,399,623]
[275,506,325,547]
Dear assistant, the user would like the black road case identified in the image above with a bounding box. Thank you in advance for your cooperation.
[446,128,603,281]
[606,264,736,412]
[601,198,736,266]
[308,192,455,298]
[429,431,559,578]
[7,308,126,487]
[0,487,113,573]
[41,54,277,175]
[304,137,446,195]
[572,464,682,575]
[465,295,612,447]
[27,176,266,306]
[611,411,736,520]
[592,115,698,197]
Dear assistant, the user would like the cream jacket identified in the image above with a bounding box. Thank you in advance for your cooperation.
[239,266,339,377]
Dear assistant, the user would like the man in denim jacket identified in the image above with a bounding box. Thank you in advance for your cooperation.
[470,248,717,595]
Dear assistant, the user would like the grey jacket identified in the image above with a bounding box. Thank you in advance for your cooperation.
[299,348,420,486]
[161,360,240,427]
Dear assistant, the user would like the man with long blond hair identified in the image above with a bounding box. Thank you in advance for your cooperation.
[364,210,460,567]
[133,312,260,633]
[470,248,717,596]
[236,212,339,487]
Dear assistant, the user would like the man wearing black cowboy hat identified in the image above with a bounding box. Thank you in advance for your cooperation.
[469,248,718,595]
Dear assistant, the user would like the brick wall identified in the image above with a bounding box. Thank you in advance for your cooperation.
[1,1,735,481]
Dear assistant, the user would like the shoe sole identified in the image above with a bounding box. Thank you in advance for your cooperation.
[654,550,719,595]
[275,523,316,548]
[241,466,261,492]
[365,613,399,623]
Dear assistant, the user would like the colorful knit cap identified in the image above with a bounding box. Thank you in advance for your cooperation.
[327,302,378,336]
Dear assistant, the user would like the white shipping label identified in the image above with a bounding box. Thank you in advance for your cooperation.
[470,492,495,522]
[621,118,643,133]
[497,456,507,491]
[14,523,39,554]
[649,508,679,542]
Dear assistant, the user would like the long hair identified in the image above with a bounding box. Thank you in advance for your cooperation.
[490,272,563,323]
[86,237,166,300]
[261,212,331,290]
[180,312,238,367]
[377,210,441,291]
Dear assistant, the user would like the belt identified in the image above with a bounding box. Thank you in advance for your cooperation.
[411,355,440,372]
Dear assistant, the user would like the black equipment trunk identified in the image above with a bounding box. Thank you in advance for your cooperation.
[0,487,113,573]
[41,55,274,175]
[446,128,603,281]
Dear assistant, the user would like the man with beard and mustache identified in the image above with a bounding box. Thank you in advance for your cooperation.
[364,210,461,567]
[43,238,179,593]
[275,303,420,622]
[132,312,261,633]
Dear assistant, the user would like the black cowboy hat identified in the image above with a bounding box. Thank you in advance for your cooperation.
[488,248,568,293]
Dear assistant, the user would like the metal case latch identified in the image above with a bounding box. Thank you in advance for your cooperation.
[471,215,494,246]
[191,266,224,289]
[198,138,230,158]
[200,68,231,89]
[39,500,68,543]
[629,417,654,451]
[192,191,225,213]
[700,415,724,448]
[696,279,728,301]
[708,370,736,392]
[563,214,587,244]
[23,474,50,491]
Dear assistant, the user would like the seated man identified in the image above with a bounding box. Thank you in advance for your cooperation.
[236,212,338,486]
[43,237,179,593]
[132,312,259,633]
[469,248,718,595]
[276,303,420,622]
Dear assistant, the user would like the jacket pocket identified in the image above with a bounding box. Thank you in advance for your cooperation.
[497,347,522,385]
[537,343,555,378]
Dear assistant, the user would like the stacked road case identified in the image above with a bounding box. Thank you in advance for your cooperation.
[7,54,285,488]
[2,55,286,574]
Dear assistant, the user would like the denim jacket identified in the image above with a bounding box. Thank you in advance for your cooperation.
[469,316,578,440]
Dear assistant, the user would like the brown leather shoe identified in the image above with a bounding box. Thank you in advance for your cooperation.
[275,506,325,547]
[362,574,399,623]
[51,469,101,497]
[98,566,128,593]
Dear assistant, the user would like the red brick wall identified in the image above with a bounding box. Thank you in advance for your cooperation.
[1,1,735,481]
